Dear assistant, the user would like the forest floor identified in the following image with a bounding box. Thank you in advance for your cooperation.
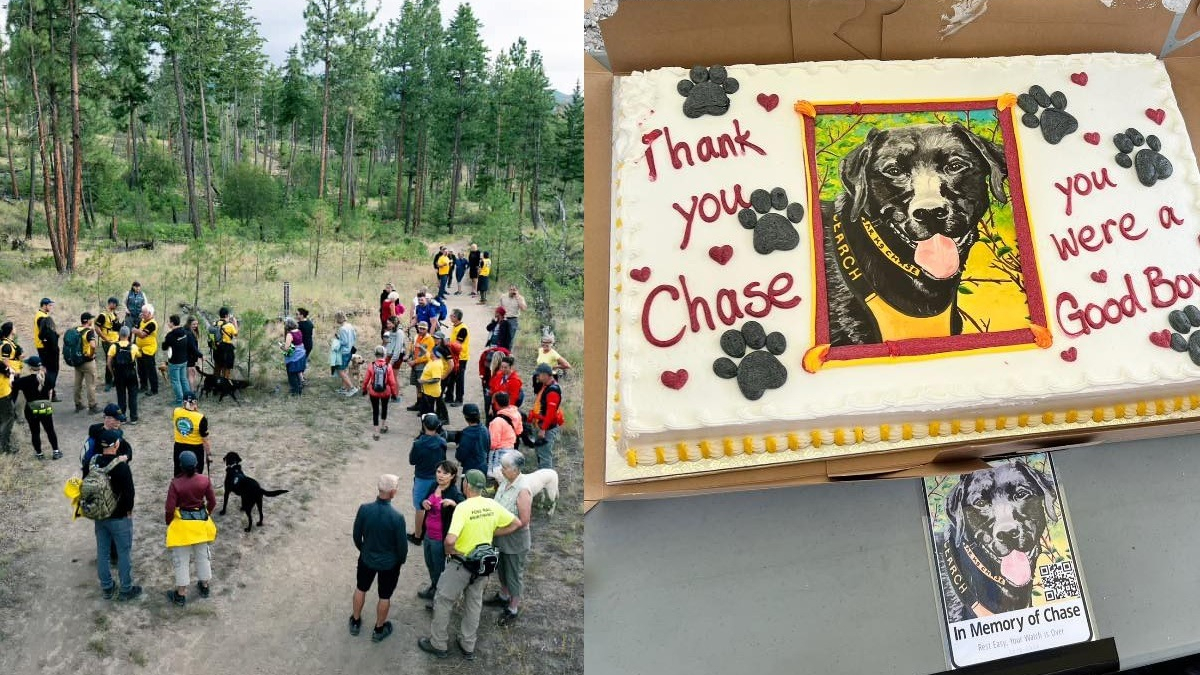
[0,243,583,674]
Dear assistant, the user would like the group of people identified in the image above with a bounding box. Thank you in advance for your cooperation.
[431,243,492,303]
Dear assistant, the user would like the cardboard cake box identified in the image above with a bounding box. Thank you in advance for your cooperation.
[583,0,1200,507]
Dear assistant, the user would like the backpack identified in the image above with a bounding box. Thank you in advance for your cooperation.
[79,437,97,468]
[208,320,224,352]
[63,327,86,367]
[79,456,119,520]
[372,363,387,393]
[493,410,522,449]
[463,542,500,581]
[112,343,136,378]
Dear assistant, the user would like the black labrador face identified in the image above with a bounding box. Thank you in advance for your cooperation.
[947,462,1058,585]
[841,123,1008,279]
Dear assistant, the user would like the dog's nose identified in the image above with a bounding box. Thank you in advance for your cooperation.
[912,206,949,226]
[994,524,1021,547]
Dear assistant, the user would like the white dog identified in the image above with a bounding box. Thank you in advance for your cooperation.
[490,467,560,516]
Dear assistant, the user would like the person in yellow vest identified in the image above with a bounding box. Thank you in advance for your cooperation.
[96,297,121,392]
[33,297,60,401]
[447,309,470,407]
[475,252,492,305]
[0,321,23,376]
[406,321,435,412]
[163,449,217,607]
[0,358,13,454]
[435,248,453,302]
[108,326,142,424]
[132,304,159,396]
[72,312,100,414]
[172,394,210,475]
[214,307,239,380]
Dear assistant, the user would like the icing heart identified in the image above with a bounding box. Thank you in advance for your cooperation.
[1090,270,1107,283]
[1149,330,1172,348]
[756,93,779,112]
[1083,132,1100,145]
[630,267,651,282]
[850,102,863,115]
[660,369,688,390]
[1070,72,1088,86]
[1146,108,1165,125]
[708,245,733,265]
[1060,347,1077,362]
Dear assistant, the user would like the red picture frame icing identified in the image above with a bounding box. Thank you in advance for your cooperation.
[797,97,1049,370]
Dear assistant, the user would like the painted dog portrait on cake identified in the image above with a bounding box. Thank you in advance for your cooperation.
[798,101,1050,366]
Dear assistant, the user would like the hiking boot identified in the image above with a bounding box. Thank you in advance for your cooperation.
[34,451,45,461]
[482,593,509,608]
[197,582,210,598]
[102,586,116,600]
[371,621,394,643]
[117,585,142,602]
[407,533,422,546]
[348,616,362,636]
[165,590,186,607]
[417,586,436,600]
[498,609,519,626]
[75,404,85,412]
[405,404,420,411]
[51,449,62,460]
[457,638,476,661]
[418,637,449,659]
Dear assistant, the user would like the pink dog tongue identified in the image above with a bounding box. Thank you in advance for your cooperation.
[913,234,960,279]
[1000,551,1032,587]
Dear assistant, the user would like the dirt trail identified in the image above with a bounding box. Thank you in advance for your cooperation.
[0,269,580,674]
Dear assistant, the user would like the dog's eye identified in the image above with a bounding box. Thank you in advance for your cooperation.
[1013,487,1033,499]
[945,160,968,174]
[880,164,903,177]
[972,498,988,509]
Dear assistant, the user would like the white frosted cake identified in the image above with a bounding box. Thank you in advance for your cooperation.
[607,53,1200,481]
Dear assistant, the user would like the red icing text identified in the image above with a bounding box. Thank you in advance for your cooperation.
[641,273,801,347]
[1049,212,1145,261]
[641,119,765,182]
[1055,266,1200,336]
[673,184,751,249]
[1053,168,1117,216]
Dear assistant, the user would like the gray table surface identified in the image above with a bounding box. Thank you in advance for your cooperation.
[584,436,1200,674]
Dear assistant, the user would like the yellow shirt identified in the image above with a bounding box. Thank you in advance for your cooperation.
[219,321,238,344]
[108,340,143,363]
[1,337,23,374]
[33,309,49,349]
[537,347,563,368]
[451,322,470,362]
[97,310,120,342]
[0,373,11,398]
[136,318,158,356]
[447,495,515,555]
[479,259,491,277]
[172,407,206,445]
[436,253,451,276]
[419,358,445,398]
[411,334,434,367]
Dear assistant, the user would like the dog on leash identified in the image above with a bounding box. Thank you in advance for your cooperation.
[197,366,250,404]
[489,466,560,516]
[219,451,289,532]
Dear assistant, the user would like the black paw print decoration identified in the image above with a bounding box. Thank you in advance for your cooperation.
[713,321,788,401]
[677,65,739,118]
[738,187,803,254]
[1017,85,1078,144]
[1164,305,1200,365]
[1113,127,1173,187]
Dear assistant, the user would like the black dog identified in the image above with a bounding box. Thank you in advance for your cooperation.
[220,451,289,532]
[936,461,1059,621]
[199,371,250,404]
[821,123,1008,346]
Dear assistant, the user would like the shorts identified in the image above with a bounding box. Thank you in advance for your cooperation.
[409,365,424,386]
[336,352,351,371]
[215,343,235,369]
[355,560,401,599]
[469,268,479,279]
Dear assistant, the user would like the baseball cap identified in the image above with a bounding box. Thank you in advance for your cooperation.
[494,307,507,316]
[178,450,198,470]
[103,403,127,421]
[40,297,53,306]
[535,363,554,376]
[464,469,487,490]
[183,393,197,404]
[417,321,429,329]
[421,413,441,431]
[99,429,121,446]
[25,355,42,368]
[462,403,480,422]
[81,312,94,322]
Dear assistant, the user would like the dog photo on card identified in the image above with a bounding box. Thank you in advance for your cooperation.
[923,453,1092,668]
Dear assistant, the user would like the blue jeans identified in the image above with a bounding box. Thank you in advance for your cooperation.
[423,537,446,590]
[536,426,561,470]
[95,516,133,591]
[168,362,191,405]
[412,477,436,511]
[437,274,449,301]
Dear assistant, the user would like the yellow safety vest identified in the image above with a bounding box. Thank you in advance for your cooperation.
[136,318,158,356]
[98,310,120,342]
[173,407,205,445]
[480,259,491,277]
[33,309,48,349]
[451,323,470,362]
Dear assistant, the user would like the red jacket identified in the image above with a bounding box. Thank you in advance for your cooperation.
[361,358,399,399]
[488,370,523,411]
[531,380,564,431]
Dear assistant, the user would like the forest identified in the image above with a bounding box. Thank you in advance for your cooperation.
[1,0,583,293]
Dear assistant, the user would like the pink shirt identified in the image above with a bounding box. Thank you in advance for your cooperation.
[425,492,445,541]
[488,407,523,449]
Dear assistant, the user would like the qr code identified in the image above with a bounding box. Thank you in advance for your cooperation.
[1039,561,1079,601]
